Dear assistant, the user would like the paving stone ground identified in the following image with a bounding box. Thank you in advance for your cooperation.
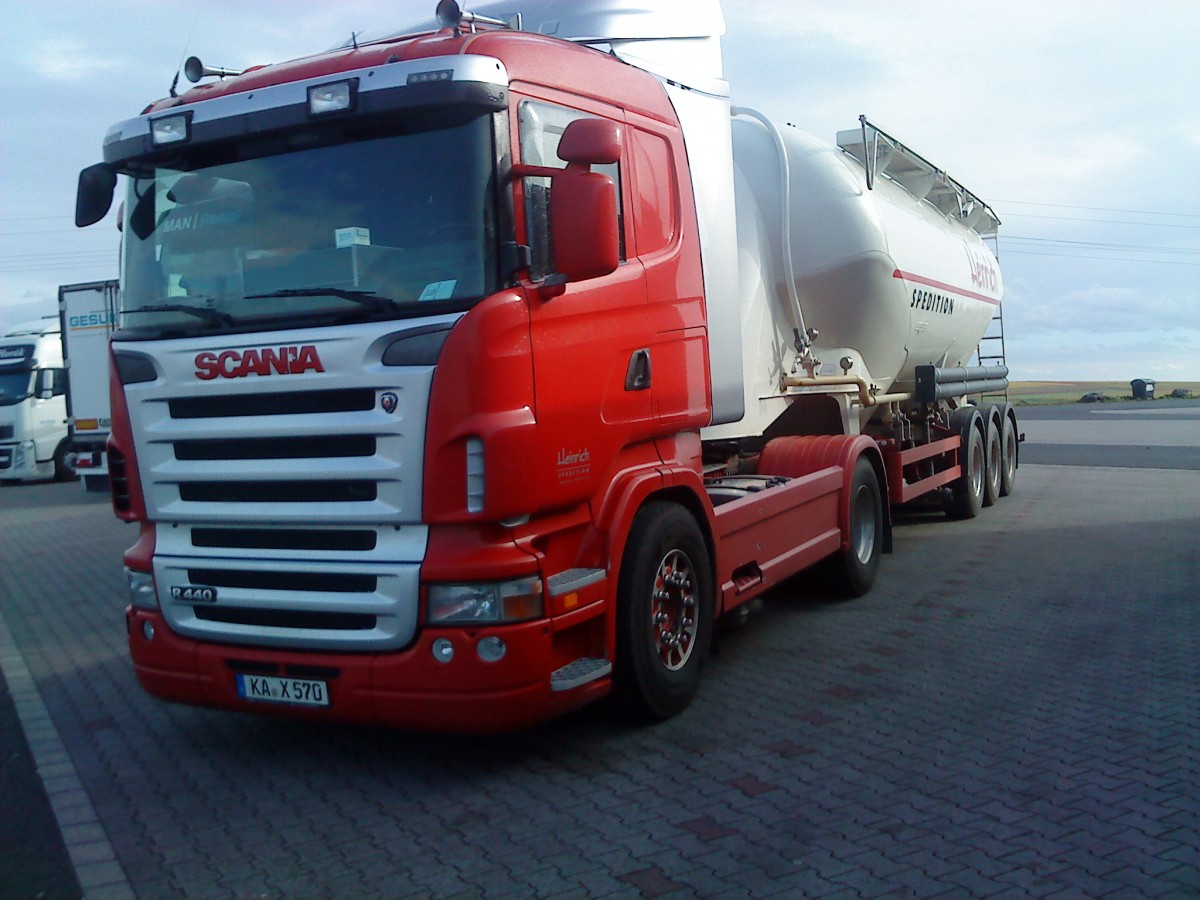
[1,455,1197,898]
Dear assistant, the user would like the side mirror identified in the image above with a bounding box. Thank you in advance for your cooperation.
[549,167,619,285]
[543,117,622,294]
[558,118,622,166]
[36,370,53,400]
[76,163,117,227]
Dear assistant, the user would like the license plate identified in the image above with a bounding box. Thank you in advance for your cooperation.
[236,674,329,707]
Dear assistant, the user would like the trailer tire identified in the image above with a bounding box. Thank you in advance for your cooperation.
[614,502,714,721]
[53,438,75,482]
[947,409,985,519]
[999,406,1018,497]
[982,409,1002,507]
[828,456,883,597]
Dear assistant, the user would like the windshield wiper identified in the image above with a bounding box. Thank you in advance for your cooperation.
[123,304,236,327]
[244,287,404,311]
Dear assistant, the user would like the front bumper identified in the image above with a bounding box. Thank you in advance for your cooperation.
[0,441,40,481]
[126,607,609,732]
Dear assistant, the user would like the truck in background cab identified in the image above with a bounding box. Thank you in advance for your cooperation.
[74,0,1018,732]
[0,319,71,483]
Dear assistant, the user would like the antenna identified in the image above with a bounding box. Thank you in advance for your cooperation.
[169,0,202,97]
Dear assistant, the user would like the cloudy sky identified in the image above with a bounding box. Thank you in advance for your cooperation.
[2,1,1197,381]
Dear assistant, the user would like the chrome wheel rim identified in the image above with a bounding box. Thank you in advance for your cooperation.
[970,434,985,496]
[988,429,1002,493]
[651,549,698,671]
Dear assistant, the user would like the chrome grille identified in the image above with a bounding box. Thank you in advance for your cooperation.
[121,319,456,650]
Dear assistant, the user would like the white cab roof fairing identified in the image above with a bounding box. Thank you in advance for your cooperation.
[352,1,725,44]
[349,1,728,92]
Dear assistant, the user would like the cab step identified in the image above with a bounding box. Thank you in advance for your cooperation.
[551,657,612,692]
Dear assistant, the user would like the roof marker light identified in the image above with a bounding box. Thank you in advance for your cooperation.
[307,80,356,116]
[407,69,454,85]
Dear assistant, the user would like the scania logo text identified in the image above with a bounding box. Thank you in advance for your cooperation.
[194,345,325,380]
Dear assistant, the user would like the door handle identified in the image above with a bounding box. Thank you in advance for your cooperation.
[625,348,651,391]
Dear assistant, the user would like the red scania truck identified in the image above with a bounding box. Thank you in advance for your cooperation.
[75,0,1017,732]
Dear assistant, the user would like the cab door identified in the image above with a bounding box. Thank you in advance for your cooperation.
[32,365,67,461]
[515,95,658,509]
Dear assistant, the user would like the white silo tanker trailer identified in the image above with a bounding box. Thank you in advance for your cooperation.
[702,111,1016,523]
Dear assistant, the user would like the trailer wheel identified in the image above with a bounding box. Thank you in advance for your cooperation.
[829,456,883,597]
[614,502,714,721]
[999,407,1018,497]
[982,410,1002,507]
[947,409,985,519]
[53,438,75,482]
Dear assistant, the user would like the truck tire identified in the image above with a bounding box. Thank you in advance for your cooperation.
[828,456,883,597]
[982,408,1002,507]
[999,405,1018,497]
[947,408,985,519]
[53,438,75,482]
[614,502,714,721]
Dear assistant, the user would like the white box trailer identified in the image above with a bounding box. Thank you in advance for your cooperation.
[59,280,118,491]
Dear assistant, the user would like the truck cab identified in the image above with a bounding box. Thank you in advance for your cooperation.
[0,320,71,482]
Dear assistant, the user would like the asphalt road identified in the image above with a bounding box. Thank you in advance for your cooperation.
[1,401,1197,898]
[1017,398,1200,470]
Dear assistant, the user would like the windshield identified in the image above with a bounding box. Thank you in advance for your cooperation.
[0,368,34,405]
[119,113,499,335]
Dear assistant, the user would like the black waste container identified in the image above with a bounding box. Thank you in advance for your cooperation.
[1131,378,1156,400]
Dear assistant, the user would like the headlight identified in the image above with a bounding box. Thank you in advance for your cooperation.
[126,568,159,610]
[427,577,543,625]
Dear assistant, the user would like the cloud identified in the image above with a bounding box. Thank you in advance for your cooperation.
[1005,280,1199,338]
[25,37,121,82]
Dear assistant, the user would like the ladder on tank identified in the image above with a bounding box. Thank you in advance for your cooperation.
[974,233,1009,402]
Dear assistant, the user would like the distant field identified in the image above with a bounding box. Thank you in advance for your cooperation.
[1007,381,1200,406]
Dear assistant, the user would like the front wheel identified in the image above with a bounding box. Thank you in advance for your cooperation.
[614,502,714,721]
[53,439,75,482]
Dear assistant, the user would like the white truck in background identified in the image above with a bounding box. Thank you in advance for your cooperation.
[0,319,71,483]
[59,280,119,491]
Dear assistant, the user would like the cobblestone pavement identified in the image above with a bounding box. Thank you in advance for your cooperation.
[1,457,1197,898]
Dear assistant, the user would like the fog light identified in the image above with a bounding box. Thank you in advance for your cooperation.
[432,638,455,663]
[477,636,506,663]
[142,620,155,641]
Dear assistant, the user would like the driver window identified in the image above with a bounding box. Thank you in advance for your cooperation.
[518,100,624,281]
